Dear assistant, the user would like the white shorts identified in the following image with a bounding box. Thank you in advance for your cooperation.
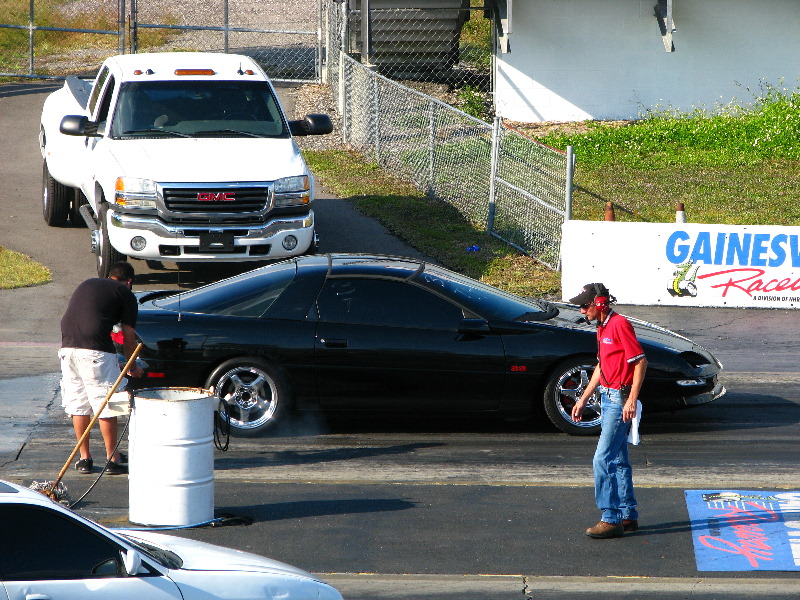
[59,348,127,418]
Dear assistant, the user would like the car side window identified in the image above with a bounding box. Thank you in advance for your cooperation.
[88,66,109,115]
[94,74,116,129]
[317,278,463,329]
[0,504,124,580]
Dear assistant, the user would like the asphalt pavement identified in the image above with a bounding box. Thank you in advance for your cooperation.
[3,81,800,599]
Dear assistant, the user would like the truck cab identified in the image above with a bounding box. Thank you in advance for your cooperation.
[40,52,331,276]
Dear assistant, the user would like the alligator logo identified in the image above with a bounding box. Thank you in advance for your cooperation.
[667,260,700,297]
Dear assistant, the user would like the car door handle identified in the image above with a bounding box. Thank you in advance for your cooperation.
[26,595,52,600]
[320,338,347,348]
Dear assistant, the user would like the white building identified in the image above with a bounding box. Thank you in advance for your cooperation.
[491,0,800,122]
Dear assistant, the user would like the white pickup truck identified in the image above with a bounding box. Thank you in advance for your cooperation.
[39,52,332,276]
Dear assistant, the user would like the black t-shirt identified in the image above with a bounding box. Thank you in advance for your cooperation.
[61,278,138,354]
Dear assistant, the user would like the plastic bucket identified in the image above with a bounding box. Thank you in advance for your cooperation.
[128,387,216,526]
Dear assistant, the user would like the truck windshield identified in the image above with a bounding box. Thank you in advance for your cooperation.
[111,81,289,139]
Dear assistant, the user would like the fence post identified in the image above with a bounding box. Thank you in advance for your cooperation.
[337,3,347,115]
[427,101,437,197]
[223,0,229,53]
[118,0,125,54]
[372,73,381,164]
[27,0,34,74]
[487,116,501,233]
[361,0,372,65]
[316,0,323,83]
[130,0,138,53]
[565,145,574,221]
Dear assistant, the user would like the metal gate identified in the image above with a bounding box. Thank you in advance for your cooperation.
[0,0,322,82]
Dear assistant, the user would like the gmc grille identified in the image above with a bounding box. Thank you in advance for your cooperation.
[163,187,270,214]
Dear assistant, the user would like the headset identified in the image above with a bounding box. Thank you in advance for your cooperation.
[593,283,610,311]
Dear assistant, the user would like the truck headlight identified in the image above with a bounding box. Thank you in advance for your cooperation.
[273,175,310,207]
[115,177,158,208]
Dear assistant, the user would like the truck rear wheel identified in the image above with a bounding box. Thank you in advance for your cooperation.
[42,161,70,227]
[96,203,124,277]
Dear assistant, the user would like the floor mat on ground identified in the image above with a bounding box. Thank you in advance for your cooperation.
[685,490,800,571]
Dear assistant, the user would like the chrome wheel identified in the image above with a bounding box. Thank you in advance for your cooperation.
[207,359,288,436]
[543,358,602,435]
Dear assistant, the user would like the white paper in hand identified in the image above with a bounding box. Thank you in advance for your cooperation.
[627,400,642,445]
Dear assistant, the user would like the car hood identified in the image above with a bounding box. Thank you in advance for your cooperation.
[550,303,719,362]
[118,529,317,578]
[107,137,305,182]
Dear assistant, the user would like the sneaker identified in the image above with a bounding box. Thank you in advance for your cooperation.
[585,521,624,538]
[75,457,93,474]
[105,459,128,475]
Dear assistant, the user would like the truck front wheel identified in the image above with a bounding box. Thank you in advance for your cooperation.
[96,203,124,277]
[42,161,70,227]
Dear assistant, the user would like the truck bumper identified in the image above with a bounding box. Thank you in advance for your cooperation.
[107,210,315,261]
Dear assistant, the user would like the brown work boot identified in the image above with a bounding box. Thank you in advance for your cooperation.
[622,519,639,532]
[585,521,624,538]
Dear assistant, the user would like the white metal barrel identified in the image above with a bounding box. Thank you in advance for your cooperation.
[128,387,216,526]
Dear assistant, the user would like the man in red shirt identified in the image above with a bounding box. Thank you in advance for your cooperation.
[570,283,647,538]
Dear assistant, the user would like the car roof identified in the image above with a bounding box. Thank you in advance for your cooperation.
[317,253,427,280]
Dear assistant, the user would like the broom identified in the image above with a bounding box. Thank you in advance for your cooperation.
[36,343,143,501]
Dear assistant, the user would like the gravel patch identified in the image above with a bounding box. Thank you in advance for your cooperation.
[288,83,346,152]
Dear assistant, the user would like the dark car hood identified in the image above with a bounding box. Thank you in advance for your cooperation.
[549,303,721,366]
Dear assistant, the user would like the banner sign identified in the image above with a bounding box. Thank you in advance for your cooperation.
[561,221,800,309]
[685,490,800,571]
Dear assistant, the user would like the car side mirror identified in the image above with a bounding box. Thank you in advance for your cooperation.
[458,318,491,335]
[123,548,143,575]
[288,113,333,136]
[60,115,101,137]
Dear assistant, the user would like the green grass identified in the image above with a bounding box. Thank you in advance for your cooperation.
[305,150,561,298]
[0,247,51,289]
[530,83,800,226]
[305,83,800,299]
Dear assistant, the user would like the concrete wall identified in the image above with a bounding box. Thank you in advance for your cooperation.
[495,0,800,122]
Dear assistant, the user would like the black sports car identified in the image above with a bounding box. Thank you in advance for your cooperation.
[132,254,725,436]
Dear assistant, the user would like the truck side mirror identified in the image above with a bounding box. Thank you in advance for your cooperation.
[60,115,101,137]
[288,113,333,137]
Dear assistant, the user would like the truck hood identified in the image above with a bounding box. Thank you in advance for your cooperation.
[108,137,306,182]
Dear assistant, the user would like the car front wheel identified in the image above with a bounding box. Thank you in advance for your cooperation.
[543,357,602,435]
[96,203,124,277]
[205,358,289,436]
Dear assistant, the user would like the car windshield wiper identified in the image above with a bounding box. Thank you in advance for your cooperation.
[193,129,265,138]
[123,128,190,137]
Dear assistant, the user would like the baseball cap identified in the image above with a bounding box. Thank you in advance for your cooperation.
[569,283,609,306]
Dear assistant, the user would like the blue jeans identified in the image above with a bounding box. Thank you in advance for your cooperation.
[592,387,638,524]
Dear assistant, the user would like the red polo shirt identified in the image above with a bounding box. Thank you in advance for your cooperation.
[596,311,646,389]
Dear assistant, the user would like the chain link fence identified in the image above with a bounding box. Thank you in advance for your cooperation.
[326,2,573,269]
[0,0,320,81]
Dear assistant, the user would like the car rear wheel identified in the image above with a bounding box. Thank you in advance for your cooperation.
[206,358,289,436]
[42,161,70,227]
[543,357,602,435]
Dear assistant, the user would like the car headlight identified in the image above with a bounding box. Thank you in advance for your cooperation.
[115,177,158,208]
[273,175,310,207]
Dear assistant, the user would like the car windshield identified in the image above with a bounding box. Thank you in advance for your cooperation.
[412,264,552,321]
[152,261,296,318]
[111,80,288,139]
